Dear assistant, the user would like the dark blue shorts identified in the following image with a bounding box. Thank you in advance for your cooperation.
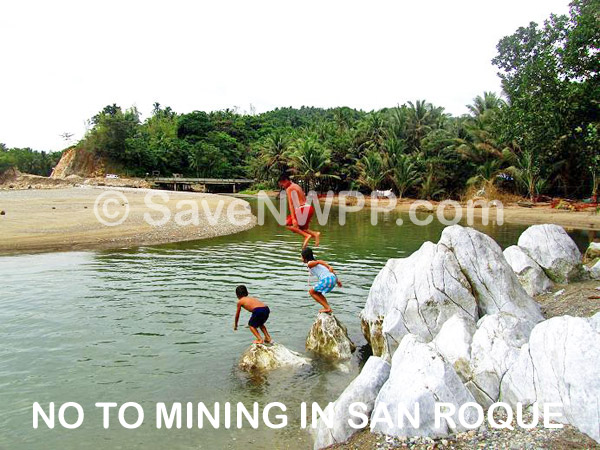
[248,306,270,328]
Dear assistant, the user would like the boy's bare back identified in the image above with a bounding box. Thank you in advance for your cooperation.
[238,296,266,312]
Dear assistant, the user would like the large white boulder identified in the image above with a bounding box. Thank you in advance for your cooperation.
[466,313,535,407]
[432,314,477,381]
[376,241,478,359]
[238,343,310,372]
[501,313,600,443]
[439,225,543,323]
[361,225,545,360]
[360,258,410,356]
[313,356,391,449]
[503,245,554,296]
[517,224,584,284]
[371,335,479,438]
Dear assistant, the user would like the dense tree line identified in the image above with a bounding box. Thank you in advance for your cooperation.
[2,0,597,199]
[0,144,62,176]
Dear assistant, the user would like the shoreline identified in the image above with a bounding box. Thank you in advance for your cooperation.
[324,196,600,232]
[2,187,599,256]
[0,186,257,255]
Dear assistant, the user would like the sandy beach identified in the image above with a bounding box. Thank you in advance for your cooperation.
[0,187,257,254]
[2,187,599,255]
[321,196,600,232]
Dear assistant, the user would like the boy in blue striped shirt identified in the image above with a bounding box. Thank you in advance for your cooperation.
[302,247,342,313]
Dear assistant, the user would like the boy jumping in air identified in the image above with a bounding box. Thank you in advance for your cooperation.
[278,173,320,249]
[234,285,272,345]
[302,247,342,313]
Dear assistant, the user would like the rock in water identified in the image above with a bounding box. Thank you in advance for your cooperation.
[584,242,600,263]
[504,245,554,296]
[306,313,356,360]
[501,313,600,443]
[517,224,584,283]
[371,335,478,438]
[313,356,391,449]
[361,225,544,360]
[362,241,478,359]
[238,343,310,372]
[360,258,404,356]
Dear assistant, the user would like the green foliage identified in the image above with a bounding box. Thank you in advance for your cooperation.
[356,150,385,191]
[12,2,593,201]
[492,0,599,197]
[0,144,62,176]
[289,138,338,191]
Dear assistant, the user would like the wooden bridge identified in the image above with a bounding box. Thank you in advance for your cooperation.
[151,177,255,193]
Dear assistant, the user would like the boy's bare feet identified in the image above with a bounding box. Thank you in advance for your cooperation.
[314,231,320,247]
[264,339,273,345]
[253,339,264,344]
[319,308,332,313]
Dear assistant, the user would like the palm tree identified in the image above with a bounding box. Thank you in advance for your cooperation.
[260,131,290,174]
[467,92,505,117]
[467,159,504,190]
[405,100,447,153]
[289,138,338,191]
[357,112,387,151]
[381,136,420,198]
[389,154,421,198]
[505,149,544,201]
[454,112,508,162]
[356,150,385,192]
[419,163,445,200]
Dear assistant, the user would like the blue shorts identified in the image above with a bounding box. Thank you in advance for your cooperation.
[314,276,337,294]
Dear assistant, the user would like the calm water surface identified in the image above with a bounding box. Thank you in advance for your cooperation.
[0,203,591,450]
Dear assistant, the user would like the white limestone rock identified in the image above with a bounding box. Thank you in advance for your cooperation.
[238,343,310,372]
[313,356,391,449]
[306,313,356,360]
[466,313,535,407]
[432,314,477,381]
[517,224,584,284]
[439,225,543,323]
[503,245,554,296]
[360,258,406,356]
[378,242,478,359]
[501,313,600,443]
[371,335,479,438]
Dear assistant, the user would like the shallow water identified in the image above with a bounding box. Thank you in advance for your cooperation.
[0,204,591,450]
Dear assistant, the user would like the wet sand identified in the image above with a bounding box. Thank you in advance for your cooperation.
[0,187,257,254]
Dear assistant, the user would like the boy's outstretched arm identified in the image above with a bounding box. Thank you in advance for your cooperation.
[234,303,242,331]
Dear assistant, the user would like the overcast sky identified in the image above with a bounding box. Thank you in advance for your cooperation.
[0,0,570,151]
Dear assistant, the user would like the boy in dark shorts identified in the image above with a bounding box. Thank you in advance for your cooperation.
[234,285,272,344]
